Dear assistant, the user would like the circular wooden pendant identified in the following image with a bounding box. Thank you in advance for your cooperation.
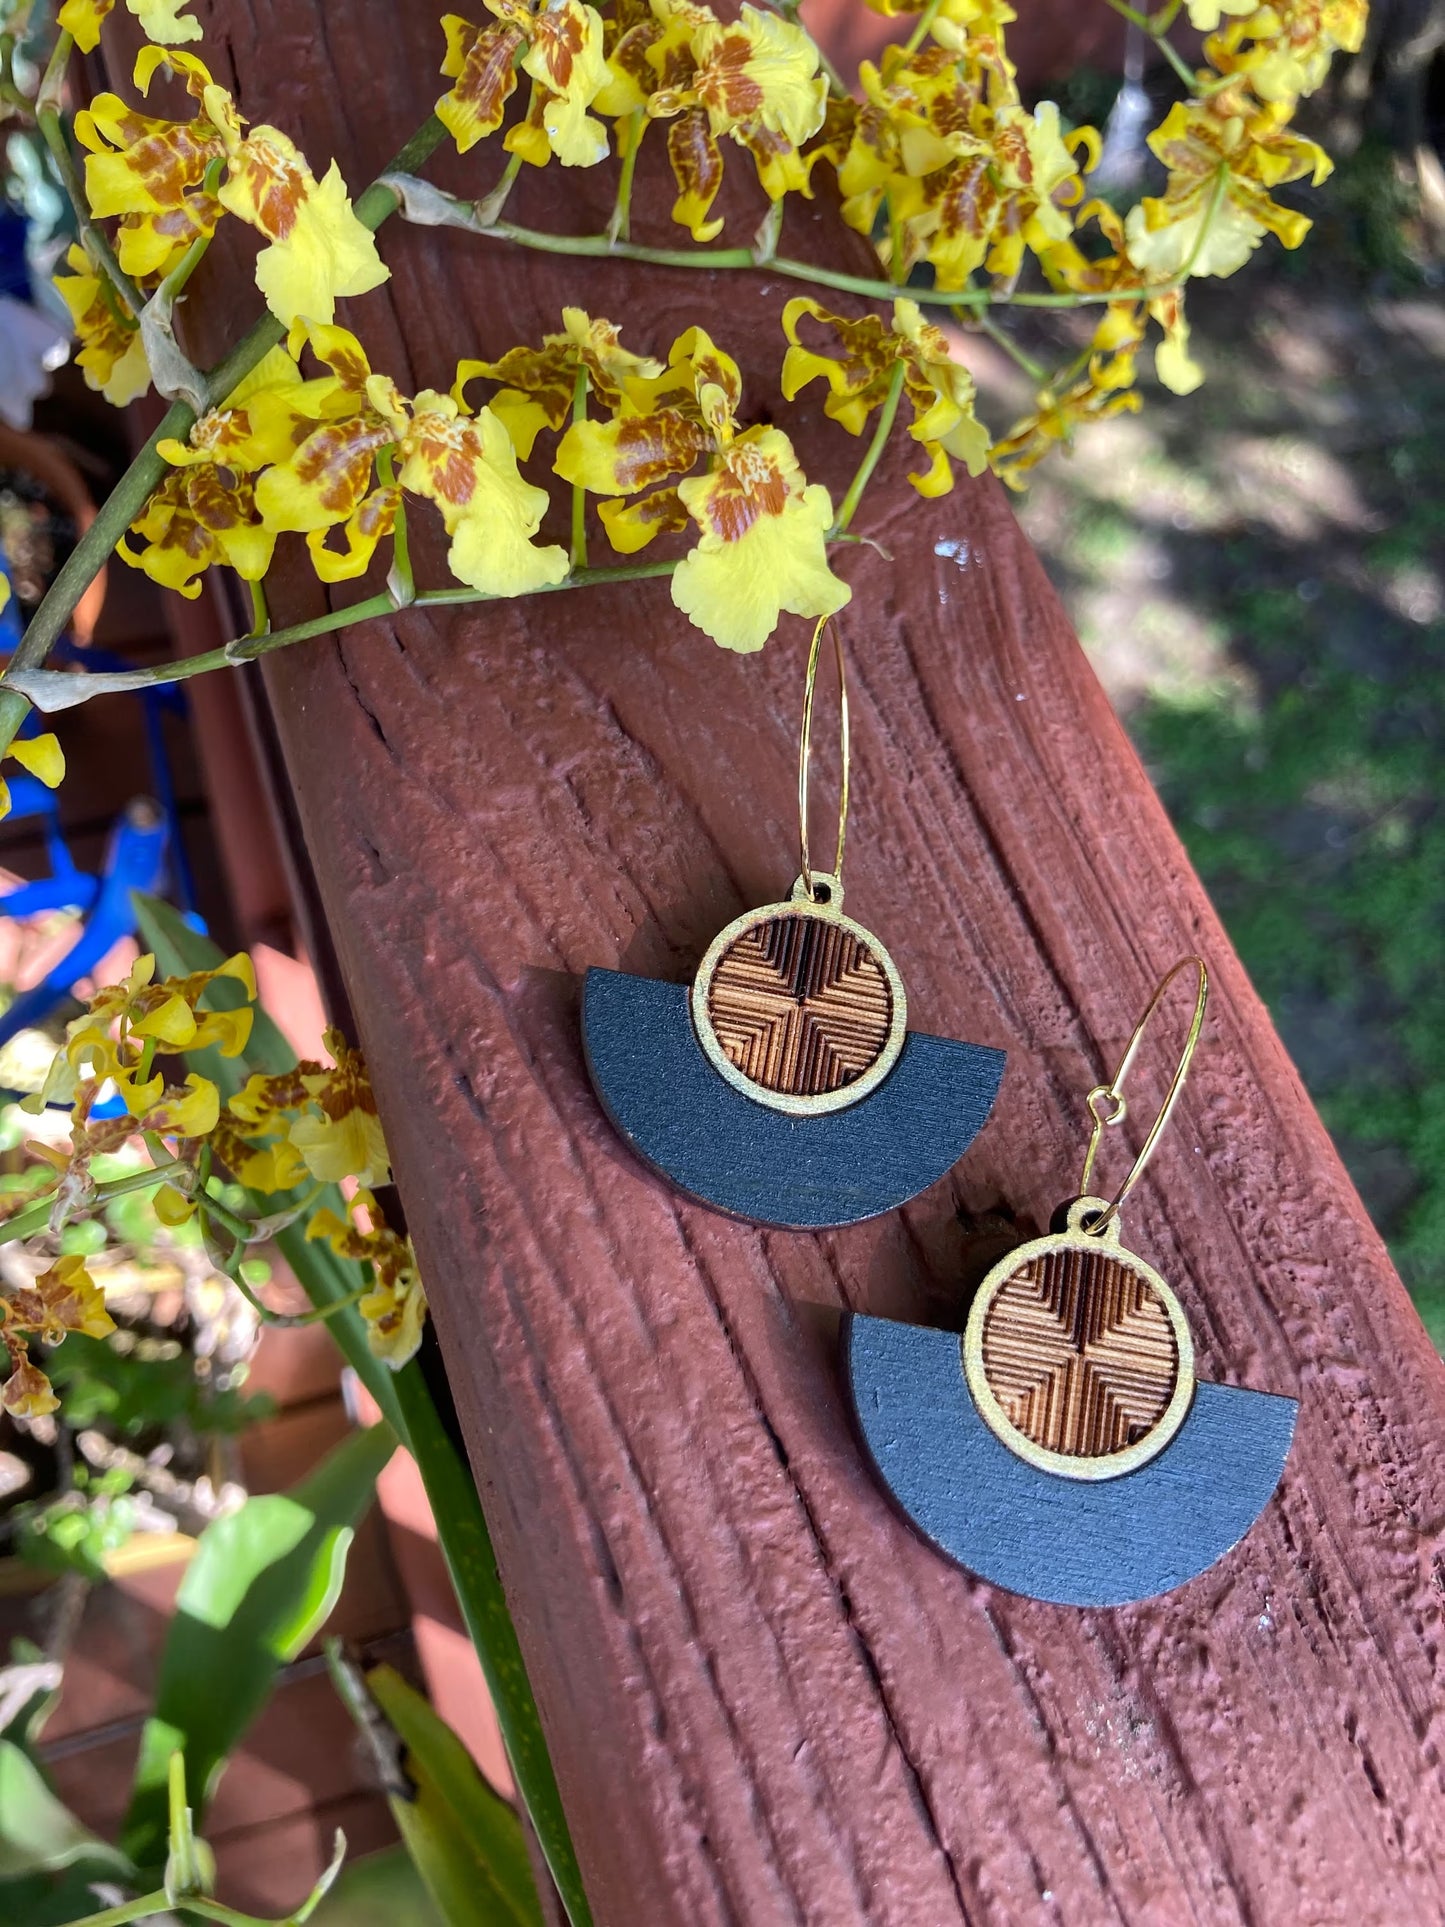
[962,1199,1196,1481]
[691,877,907,1116]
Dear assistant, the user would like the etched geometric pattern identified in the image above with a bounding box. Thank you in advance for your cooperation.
[980,1245,1179,1458]
[705,913,893,1097]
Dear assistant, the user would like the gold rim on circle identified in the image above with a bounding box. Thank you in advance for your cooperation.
[962,1199,1196,1481]
[690,876,908,1117]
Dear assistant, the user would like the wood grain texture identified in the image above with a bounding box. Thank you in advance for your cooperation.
[705,912,894,1097]
[156,6,1445,1920]
[981,1247,1180,1458]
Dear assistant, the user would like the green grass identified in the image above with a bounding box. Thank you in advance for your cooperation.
[1134,607,1445,1347]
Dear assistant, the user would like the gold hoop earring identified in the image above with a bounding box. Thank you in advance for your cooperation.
[846,958,1299,1606]
[582,617,1006,1229]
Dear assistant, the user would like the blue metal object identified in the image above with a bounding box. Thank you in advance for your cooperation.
[583,968,1006,1228]
[0,800,167,1048]
[0,773,95,918]
[0,532,204,1058]
[844,1311,1298,1606]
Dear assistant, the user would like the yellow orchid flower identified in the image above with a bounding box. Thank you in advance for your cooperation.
[990,358,1143,489]
[29,1257,116,1343]
[307,1193,426,1368]
[129,349,329,592]
[371,379,569,597]
[53,244,150,406]
[252,325,401,581]
[124,1072,222,1138]
[77,56,228,279]
[553,322,731,530]
[781,296,991,496]
[359,1266,429,1369]
[288,1028,392,1187]
[1205,0,1368,105]
[1123,86,1332,279]
[216,120,389,328]
[454,307,664,457]
[42,953,254,1117]
[58,0,202,54]
[1,1356,59,1419]
[260,325,569,596]
[82,952,255,1051]
[436,9,527,150]
[515,0,610,167]
[1040,202,1204,397]
[209,1067,315,1198]
[866,58,1087,288]
[1185,0,1262,28]
[437,1,610,166]
[158,346,318,476]
[644,1,828,240]
[556,321,845,647]
[0,733,65,823]
[120,467,276,598]
[672,428,848,651]
[83,48,386,329]
[1,1255,115,1424]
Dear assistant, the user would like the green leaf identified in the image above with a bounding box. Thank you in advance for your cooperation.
[345,1662,542,1927]
[132,895,591,1924]
[131,893,406,1439]
[389,1374,590,1927]
[0,1740,132,1882]
[120,1420,396,1874]
[307,1843,443,1927]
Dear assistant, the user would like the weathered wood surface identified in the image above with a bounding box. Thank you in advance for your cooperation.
[150,5,1445,1920]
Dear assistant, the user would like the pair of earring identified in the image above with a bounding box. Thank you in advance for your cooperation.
[583,622,1296,1607]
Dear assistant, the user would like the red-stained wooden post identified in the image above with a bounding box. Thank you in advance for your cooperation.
[141,5,1445,1919]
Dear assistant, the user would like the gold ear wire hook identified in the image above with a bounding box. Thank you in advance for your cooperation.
[1077,956,1209,1234]
[798,614,850,901]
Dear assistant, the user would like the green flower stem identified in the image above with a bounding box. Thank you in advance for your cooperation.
[570,365,589,569]
[198,1188,259,1246]
[155,221,216,308]
[0,1155,186,1245]
[50,1891,336,1927]
[46,1891,172,1927]
[6,563,683,711]
[475,148,525,228]
[1184,162,1231,277]
[607,112,644,244]
[34,31,144,317]
[390,1362,593,1925]
[902,0,944,58]
[1099,0,1200,92]
[831,358,906,535]
[0,112,450,762]
[973,311,1049,384]
[471,215,1190,313]
[887,199,907,286]
[376,448,413,607]
[224,1254,371,1328]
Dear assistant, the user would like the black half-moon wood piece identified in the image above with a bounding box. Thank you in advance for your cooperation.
[844,1311,1297,1606]
[582,969,1005,1229]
